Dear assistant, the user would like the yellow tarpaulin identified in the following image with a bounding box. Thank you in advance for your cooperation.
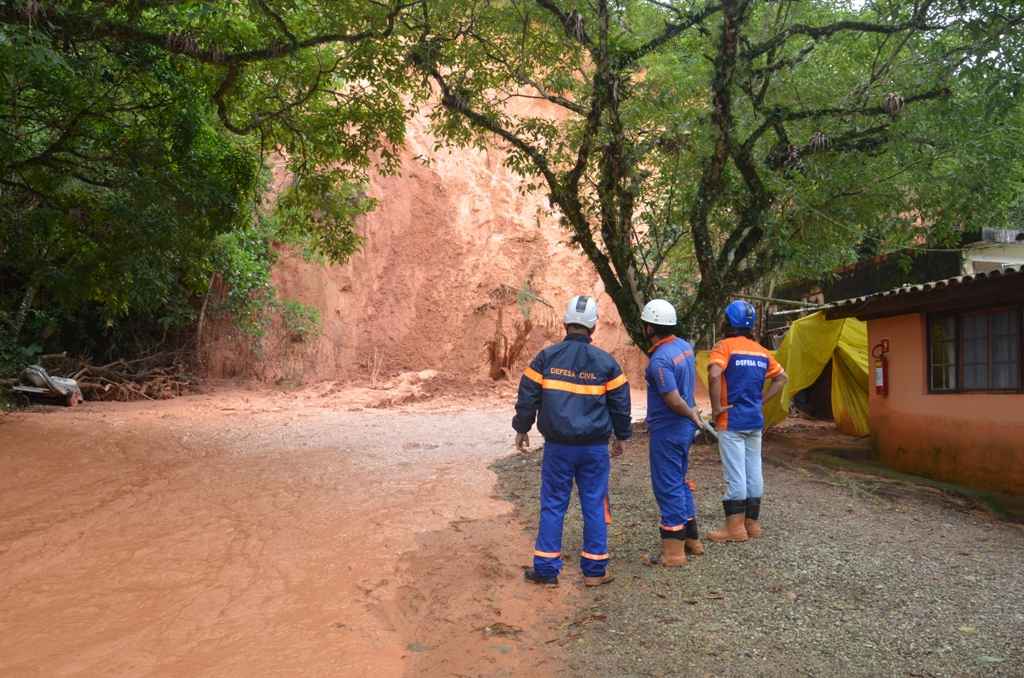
[697,312,870,437]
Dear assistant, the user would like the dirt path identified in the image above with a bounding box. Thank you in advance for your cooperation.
[0,388,570,677]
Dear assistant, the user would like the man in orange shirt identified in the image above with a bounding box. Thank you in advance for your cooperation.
[706,301,788,542]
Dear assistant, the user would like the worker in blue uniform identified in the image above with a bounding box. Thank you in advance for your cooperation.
[707,300,788,542]
[641,299,705,567]
[513,295,632,587]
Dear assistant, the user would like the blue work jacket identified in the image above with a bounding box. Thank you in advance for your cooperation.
[513,334,632,445]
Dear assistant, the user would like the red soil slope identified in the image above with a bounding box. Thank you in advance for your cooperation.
[204,105,645,386]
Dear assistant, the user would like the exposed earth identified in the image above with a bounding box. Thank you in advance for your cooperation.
[0,382,577,678]
[200,104,648,388]
[3,384,1022,677]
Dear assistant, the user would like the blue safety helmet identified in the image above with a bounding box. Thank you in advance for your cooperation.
[724,300,756,329]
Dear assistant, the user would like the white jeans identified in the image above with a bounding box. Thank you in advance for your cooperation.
[718,429,763,500]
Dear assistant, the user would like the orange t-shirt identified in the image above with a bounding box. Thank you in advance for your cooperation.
[707,336,783,431]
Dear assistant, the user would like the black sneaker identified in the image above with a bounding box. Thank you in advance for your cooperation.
[523,568,559,586]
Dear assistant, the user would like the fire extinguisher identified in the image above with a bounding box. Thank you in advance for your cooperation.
[872,340,890,397]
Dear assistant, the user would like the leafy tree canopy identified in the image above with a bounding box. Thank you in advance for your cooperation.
[405,0,1024,345]
[4,0,1024,365]
[1,1,417,365]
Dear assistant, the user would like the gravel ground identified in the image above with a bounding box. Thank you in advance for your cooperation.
[493,428,1024,677]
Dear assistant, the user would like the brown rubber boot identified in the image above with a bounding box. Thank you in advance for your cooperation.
[523,568,559,586]
[707,514,749,542]
[683,519,703,555]
[659,538,688,567]
[707,500,749,543]
[583,572,615,587]
[745,497,763,538]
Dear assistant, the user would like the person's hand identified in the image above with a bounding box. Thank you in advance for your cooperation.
[710,404,732,419]
[515,432,530,452]
[690,408,704,428]
[610,438,625,458]
[686,477,697,492]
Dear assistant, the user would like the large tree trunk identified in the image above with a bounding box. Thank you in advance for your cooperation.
[10,283,36,343]
[194,272,218,368]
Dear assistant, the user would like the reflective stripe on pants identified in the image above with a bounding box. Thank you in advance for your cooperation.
[533,441,610,578]
[649,423,697,530]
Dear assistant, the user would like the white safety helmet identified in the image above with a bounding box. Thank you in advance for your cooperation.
[563,295,599,329]
[641,299,677,326]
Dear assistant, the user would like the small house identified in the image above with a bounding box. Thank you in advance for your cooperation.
[827,266,1023,495]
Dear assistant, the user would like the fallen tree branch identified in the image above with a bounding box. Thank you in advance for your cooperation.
[60,352,198,401]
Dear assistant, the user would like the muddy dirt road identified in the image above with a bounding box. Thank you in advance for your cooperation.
[0,387,572,677]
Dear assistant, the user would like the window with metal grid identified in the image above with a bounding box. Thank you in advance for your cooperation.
[927,308,1022,393]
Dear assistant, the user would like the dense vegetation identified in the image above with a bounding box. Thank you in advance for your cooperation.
[411,0,1024,343]
[2,0,1023,371]
[1,0,403,372]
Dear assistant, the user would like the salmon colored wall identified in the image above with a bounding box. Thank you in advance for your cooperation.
[868,314,1024,495]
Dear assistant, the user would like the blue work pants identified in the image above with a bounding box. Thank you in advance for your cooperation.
[533,441,610,578]
[649,424,697,532]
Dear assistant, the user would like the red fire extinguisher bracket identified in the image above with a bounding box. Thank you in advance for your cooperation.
[872,340,890,397]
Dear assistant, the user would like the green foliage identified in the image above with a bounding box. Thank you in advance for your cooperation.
[272,172,373,263]
[409,0,1024,344]
[514,277,556,322]
[208,215,328,342]
[0,20,264,361]
[5,0,1023,360]
[280,300,322,343]
[0,1,395,365]
[1,0,416,183]
[210,219,279,337]
[208,170,372,339]
[0,333,42,377]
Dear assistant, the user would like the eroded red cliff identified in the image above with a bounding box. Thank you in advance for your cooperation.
[203,107,644,386]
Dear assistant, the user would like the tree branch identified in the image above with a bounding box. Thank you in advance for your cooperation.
[744,2,940,60]
[621,2,722,64]
[771,86,951,123]
[533,0,593,48]
[719,130,773,280]
[462,27,588,115]
[422,66,559,191]
[252,0,298,45]
[0,1,415,65]
[689,0,743,293]
[213,64,245,133]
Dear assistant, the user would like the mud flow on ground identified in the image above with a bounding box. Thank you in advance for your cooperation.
[0,387,571,677]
